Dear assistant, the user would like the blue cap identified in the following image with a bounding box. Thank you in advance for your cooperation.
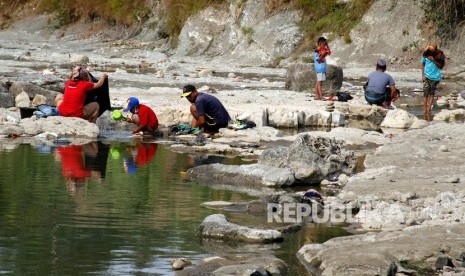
[123,97,139,112]
[123,158,137,174]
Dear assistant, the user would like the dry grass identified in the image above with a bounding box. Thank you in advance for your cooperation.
[422,0,465,40]
[38,0,150,26]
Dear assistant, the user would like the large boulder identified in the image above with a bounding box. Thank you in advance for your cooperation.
[0,82,14,108]
[19,116,99,138]
[285,63,343,95]
[15,92,31,108]
[336,102,388,127]
[258,134,357,183]
[187,163,295,187]
[177,255,288,276]
[198,214,283,243]
[380,109,417,128]
[297,223,465,276]
[0,93,15,108]
[176,0,303,66]
[9,82,60,106]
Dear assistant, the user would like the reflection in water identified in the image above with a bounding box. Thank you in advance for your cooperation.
[0,143,350,275]
[121,143,158,174]
[56,142,110,193]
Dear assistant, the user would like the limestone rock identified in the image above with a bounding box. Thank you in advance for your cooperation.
[433,109,465,123]
[336,102,387,127]
[31,94,47,107]
[187,163,295,187]
[198,214,283,242]
[0,93,15,108]
[197,69,213,77]
[19,116,99,138]
[69,54,89,64]
[15,91,31,108]
[176,2,302,66]
[171,258,191,270]
[297,224,465,276]
[285,63,343,94]
[381,109,416,129]
[9,82,60,106]
[259,134,357,184]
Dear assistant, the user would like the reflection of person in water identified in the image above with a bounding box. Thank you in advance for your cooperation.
[57,145,91,192]
[122,143,158,174]
[57,142,110,193]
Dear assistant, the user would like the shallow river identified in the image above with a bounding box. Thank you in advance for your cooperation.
[0,141,349,275]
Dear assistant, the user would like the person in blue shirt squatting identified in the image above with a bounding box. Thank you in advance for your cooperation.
[421,43,444,122]
[181,84,231,136]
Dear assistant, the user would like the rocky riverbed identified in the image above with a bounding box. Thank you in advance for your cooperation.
[2,13,465,276]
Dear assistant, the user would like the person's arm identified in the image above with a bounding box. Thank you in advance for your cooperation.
[93,73,108,89]
[390,85,399,102]
[427,56,443,68]
[421,62,426,82]
[132,125,145,134]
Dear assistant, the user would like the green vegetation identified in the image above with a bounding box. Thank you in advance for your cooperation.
[35,0,373,46]
[421,0,465,40]
[292,0,373,44]
[241,26,255,44]
[38,0,150,26]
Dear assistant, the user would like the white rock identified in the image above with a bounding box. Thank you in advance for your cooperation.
[439,145,449,152]
[381,109,416,129]
[171,258,191,270]
[228,72,237,78]
[69,54,90,64]
[31,94,47,107]
[15,92,31,108]
[197,69,213,77]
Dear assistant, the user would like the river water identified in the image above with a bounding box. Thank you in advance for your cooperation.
[0,141,349,275]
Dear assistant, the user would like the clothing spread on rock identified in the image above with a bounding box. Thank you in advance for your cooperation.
[195,92,230,127]
[136,104,159,131]
[422,57,442,81]
[58,80,95,118]
[366,71,395,94]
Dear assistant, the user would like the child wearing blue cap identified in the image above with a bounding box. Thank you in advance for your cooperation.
[124,97,159,135]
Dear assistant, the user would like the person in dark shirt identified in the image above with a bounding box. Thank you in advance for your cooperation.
[181,84,230,134]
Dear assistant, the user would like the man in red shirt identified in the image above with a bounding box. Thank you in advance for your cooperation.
[55,66,107,123]
[124,97,159,135]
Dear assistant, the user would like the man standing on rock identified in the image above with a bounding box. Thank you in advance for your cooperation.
[364,59,399,109]
[55,66,107,123]
[181,84,230,135]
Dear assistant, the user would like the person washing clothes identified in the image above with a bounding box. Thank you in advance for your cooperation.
[124,97,159,135]
[55,66,107,123]
[181,84,230,135]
